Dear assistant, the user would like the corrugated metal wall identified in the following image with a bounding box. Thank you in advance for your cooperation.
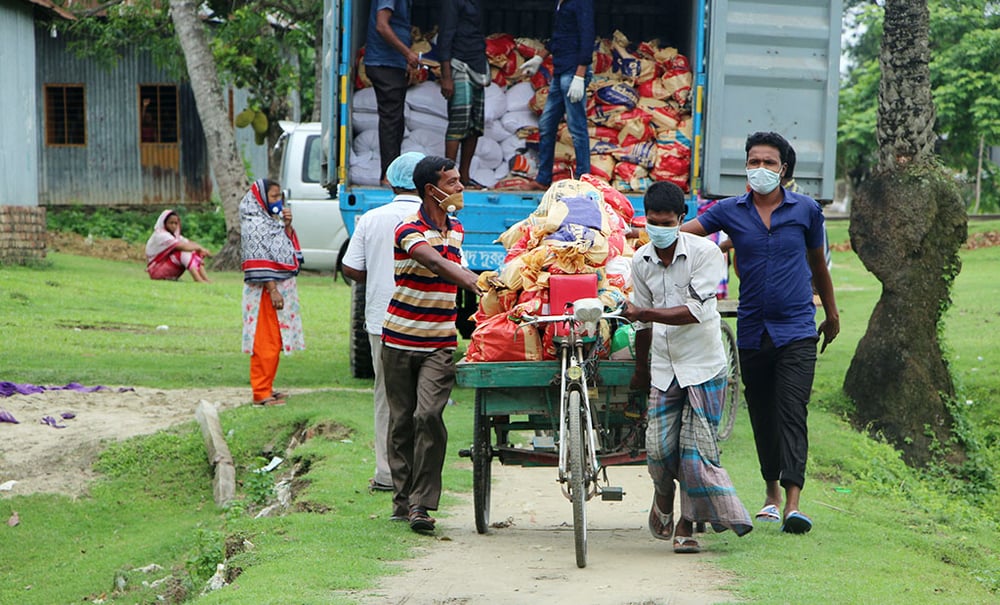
[0,0,40,207]
[35,33,212,206]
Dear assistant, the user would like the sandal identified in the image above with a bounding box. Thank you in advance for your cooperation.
[672,535,701,554]
[408,506,436,532]
[252,396,286,407]
[368,478,393,493]
[648,499,674,541]
[781,510,813,534]
[270,391,288,401]
[755,504,781,523]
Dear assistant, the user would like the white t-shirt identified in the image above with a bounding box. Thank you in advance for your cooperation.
[630,232,727,389]
[341,194,422,335]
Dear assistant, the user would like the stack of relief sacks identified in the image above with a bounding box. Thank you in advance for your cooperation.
[351,29,693,194]
[464,175,648,362]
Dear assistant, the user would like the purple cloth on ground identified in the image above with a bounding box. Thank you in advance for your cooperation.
[41,415,66,429]
[0,382,134,398]
[0,409,19,424]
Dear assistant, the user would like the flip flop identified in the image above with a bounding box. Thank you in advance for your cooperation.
[755,504,781,523]
[252,396,286,407]
[648,499,674,541]
[672,536,701,554]
[781,510,813,534]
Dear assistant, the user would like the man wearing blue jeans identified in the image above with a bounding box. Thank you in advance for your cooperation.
[519,0,594,188]
[682,131,839,535]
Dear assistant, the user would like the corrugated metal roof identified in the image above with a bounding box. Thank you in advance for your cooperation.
[23,0,74,20]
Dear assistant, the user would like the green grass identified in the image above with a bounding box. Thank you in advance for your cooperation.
[2,231,1000,603]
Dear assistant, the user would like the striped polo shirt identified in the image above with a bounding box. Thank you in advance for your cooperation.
[382,207,464,351]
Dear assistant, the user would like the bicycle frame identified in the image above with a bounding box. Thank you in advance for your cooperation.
[518,300,622,501]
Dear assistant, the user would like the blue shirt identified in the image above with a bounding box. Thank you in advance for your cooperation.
[546,0,594,76]
[365,0,412,70]
[697,189,826,350]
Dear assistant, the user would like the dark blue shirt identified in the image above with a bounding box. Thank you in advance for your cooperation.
[365,0,412,70]
[437,0,487,74]
[697,189,826,350]
[546,0,594,76]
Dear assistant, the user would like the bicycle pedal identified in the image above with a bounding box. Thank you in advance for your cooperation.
[600,486,624,501]
[531,434,556,452]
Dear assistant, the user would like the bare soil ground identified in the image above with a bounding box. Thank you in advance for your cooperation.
[0,387,251,497]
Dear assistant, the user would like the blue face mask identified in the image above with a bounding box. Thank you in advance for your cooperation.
[746,167,782,194]
[269,198,283,215]
[646,223,680,249]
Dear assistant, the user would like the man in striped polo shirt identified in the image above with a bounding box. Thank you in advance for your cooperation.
[382,155,481,533]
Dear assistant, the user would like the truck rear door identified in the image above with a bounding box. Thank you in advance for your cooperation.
[320,0,345,190]
[701,0,842,201]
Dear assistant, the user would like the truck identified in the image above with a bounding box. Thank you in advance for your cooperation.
[284,0,843,377]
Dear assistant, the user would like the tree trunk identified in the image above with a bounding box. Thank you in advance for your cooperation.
[169,0,247,270]
[844,0,967,466]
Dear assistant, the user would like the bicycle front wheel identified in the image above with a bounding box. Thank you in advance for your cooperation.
[567,389,588,568]
[718,320,741,441]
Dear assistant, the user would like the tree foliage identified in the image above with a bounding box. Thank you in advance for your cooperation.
[838,0,1000,210]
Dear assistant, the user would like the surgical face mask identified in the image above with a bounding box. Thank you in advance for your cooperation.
[431,185,464,213]
[746,167,782,195]
[268,198,284,215]
[646,223,680,249]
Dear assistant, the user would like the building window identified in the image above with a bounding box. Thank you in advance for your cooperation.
[45,85,86,146]
[139,85,179,143]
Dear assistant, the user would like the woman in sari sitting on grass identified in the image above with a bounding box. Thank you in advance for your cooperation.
[145,210,212,282]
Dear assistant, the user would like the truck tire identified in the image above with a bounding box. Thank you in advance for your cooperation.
[350,281,375,379]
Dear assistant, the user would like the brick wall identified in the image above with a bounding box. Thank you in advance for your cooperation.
[0,205,47,265]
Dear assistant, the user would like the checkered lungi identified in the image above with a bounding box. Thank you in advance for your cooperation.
[446,68,485,141]
[645,371,753,536]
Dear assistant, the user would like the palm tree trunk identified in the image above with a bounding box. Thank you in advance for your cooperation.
[844,0,967,466]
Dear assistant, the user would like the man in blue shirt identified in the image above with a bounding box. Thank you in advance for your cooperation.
[682,131,839,535]
[365,0,420,184]
[518,0,594,188]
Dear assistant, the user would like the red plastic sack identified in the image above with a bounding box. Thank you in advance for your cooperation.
[486,33,516,66]
[465,313,544,362]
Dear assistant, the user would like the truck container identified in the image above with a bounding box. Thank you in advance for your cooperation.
[318,0,843,376]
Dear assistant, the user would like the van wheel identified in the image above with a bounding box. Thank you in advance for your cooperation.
[350,281,375,379]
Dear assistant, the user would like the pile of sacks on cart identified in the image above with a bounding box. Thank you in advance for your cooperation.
[351,30,694,193]
[464,175,647,363]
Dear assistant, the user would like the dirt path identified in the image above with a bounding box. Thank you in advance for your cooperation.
[354,464,740,605]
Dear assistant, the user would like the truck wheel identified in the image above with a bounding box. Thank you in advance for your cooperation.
[350,281,375,379]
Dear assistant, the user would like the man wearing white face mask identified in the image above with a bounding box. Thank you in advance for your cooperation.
[382,155,482,533]
[622,181,753,554]
[682,131,839,535]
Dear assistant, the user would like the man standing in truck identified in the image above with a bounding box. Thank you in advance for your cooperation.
[519,0,594,189]
[437,0,489,189]
[342,152,426,494]
[382,156,482,532]
[682,131,840,534]
[365,0,420,184]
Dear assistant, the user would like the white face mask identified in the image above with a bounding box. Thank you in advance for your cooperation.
[645,223,680,249]
[746,167,782,194]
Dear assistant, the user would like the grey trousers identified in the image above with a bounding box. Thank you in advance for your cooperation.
[382,345,456,514]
